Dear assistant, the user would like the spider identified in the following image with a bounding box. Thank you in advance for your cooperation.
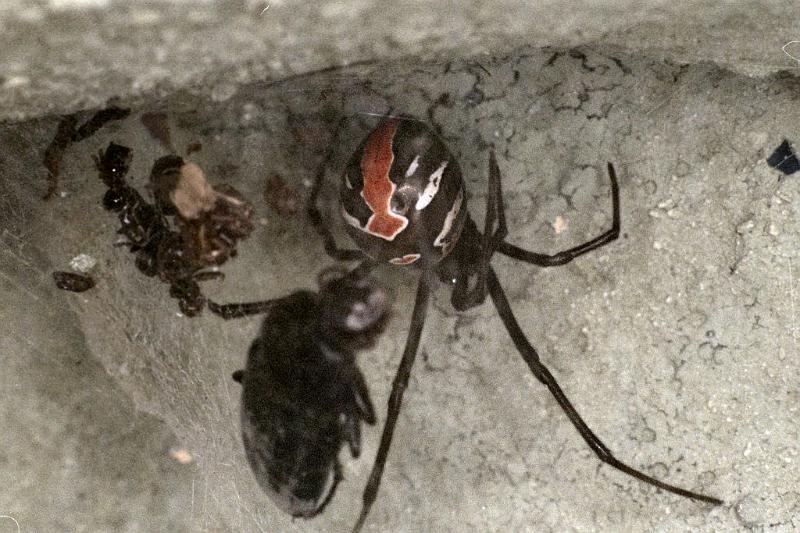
[85,140,254,315]
[209,115,723,530]
[230,268,389,517]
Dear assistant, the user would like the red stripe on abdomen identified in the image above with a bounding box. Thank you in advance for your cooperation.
[360,119,407,240]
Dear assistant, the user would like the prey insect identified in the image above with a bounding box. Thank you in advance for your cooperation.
[211,115,723,530]
[229,270,389,517]
[88,141,253,315]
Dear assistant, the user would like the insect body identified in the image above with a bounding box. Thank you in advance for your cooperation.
[231,274,388,517]
[94,143,206,315]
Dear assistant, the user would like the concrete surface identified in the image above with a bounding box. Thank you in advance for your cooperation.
[0,1,798,122]
[0,248,211,533]
[1,2,800,533]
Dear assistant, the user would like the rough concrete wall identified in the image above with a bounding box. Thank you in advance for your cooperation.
[0,0,798,121]
[2,1,800,532]
[2,42,800,531]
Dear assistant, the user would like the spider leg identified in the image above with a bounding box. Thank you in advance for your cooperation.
[207,298,280,319]
[485,266,722,505]
[207,259,377,320]
[496,163,620,267]
[352,270,433,533]
[307,116,365,262]
[451,149,505,310]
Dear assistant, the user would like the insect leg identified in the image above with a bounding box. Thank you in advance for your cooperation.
[206,298,280,320]
[352,270,432,533]
[496,162,620,266]
[207,259,376,320]
[485,265,722,505]
[344,414,363,458]
[72,107,131,142]
[42,115,78,200]
[43,108,131,200]
[194,270,225,282]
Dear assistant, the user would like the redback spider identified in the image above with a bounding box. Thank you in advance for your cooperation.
[210,115,723,531]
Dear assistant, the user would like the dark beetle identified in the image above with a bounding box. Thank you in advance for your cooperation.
[231,272,389,517]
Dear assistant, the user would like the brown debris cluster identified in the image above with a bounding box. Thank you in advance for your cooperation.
[149,155,255,271]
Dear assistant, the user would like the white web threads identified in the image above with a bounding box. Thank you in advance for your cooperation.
[782,41,800,66]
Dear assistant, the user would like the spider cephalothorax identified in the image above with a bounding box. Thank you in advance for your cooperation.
[340,117,467,265]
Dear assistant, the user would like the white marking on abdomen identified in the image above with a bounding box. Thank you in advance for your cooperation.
[434,188,463,247]
[415,160,448,210]
[345,173,354,189]
[342,208,364,230]
[405,155,420,177]
[389,253,421,265]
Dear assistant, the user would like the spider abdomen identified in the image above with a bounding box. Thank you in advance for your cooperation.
[340,117,467,265]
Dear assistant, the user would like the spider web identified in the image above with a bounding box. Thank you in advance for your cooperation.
[2,45,800,532]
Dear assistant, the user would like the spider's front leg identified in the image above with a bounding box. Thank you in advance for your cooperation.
[451,149,506,310]
[496,162,620,267]
[485,265,723,505]
[352,269,433,533]
[307,116,366,262]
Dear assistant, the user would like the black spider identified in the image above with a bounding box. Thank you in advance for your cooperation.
[210,115,723,530]
[229,270,388,517]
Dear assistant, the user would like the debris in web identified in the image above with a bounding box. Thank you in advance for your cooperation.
[263,173,300,216]
[90,141,254,315]
[767,138,799,177]
[41,107,130,200]
[53,270,96,292]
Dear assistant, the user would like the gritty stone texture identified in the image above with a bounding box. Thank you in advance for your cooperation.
[0,0,798,122]
[0,241,214,532]
[2,44,799,531]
